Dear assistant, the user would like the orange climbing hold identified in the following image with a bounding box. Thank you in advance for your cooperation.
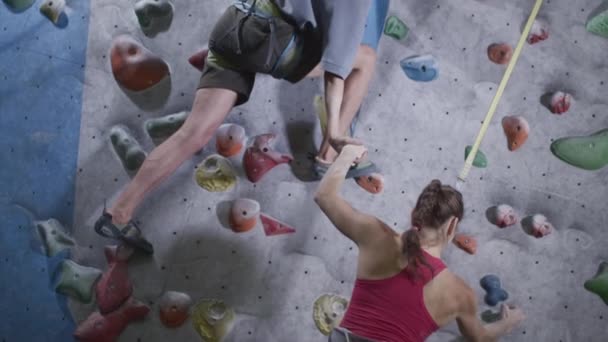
[216,123,246,157]
[453,233,477,255]
[110,35,170,92]
[159,291,192,328]
[188,49,208,72]
[355,174,384,194]
[229,198,260,233]
[487,43,513,65]
[501,116,529,151]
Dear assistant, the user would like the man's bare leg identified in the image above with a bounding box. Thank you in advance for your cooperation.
[318,45,377,162]
[107,88,238,225]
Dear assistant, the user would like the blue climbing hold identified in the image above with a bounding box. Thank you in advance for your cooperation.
[480,274,509,306]
[400,55,438,82]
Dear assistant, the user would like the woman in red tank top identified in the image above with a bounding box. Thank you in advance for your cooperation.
[314,145,525,342]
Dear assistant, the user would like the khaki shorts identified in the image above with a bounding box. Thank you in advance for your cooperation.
[198,3,321,105]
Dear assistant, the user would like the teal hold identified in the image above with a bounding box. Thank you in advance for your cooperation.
[465,146,488,168]
[550,129,608,170]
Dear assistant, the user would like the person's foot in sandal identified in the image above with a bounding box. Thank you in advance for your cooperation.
[94,210,154,255]
[313,155,385,194]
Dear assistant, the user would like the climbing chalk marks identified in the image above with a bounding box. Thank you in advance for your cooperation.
[550,129,608,170]
[400,55,438,82]
[383,15,409,40]
[313,294,349,335]
[584,262,608,305]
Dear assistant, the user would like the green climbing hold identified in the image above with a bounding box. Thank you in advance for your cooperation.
[584,261,608,305]
[145,111,188,143]
[55,260,102,303]
[35,218,75,257]
[550,129,608,170]
[465,146,488,168]
[110,125,147,172]
[3,0,35,12]
[587,8,608,38]
[384,15,409,40]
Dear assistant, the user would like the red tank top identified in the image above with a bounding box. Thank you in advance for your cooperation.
[340,250,446,342]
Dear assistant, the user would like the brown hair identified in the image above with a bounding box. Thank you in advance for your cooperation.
[402,180,464,273]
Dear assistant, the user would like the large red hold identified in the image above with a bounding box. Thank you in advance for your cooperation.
[74,297,149,342]
[110,35,169,91]
[243,134,292,183]
[96,245,134,314]
[260,213,296,236]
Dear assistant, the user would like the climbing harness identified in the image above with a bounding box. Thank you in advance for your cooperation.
[457,0,544,187]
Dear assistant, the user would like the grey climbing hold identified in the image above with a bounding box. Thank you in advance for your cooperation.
[134,0,174,37]
[35,218,75,257]
[39,0,65,24]
[144,111,188,143]
[110,125,147,172]
[55,260,102,303]
[3,0,36,12]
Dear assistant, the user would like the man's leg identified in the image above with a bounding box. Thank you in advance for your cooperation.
[108,88,237,225]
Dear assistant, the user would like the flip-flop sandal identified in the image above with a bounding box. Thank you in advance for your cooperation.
[312,158,384,193]
[94,211,154,255]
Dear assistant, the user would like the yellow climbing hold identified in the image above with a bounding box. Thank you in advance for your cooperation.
[192,299,235,342]
[194,155,237,192]
[312,294,349,336]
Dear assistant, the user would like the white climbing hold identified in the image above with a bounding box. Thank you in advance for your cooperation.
[40,0,65,24]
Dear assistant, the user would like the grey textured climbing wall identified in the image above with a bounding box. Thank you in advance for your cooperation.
[70,0,608,341]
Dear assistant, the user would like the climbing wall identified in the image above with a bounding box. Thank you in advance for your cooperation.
[64,0,608,341]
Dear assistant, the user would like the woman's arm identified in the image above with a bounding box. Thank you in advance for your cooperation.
[314,145,381,245]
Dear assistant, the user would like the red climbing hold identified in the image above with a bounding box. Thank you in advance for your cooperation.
[488,204,518,228]
[188,48,208,72]
[527,19,549,44]
[229,198,260,233]
[243,134,292,183]
[549,91,573,114]
[95,245,134,314]
[110,35,170,92]
[159,291,192,328]
[73,297,150,342]
[487,43,513,65]
[502,116,529,151]
[453,233,477,255]
[355,174,384,194]
[529,214,553,238]
[260,213,296,236]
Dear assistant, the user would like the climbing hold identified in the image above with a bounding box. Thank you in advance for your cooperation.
[96,245,134,314]
[73,297,150,342]
[3,0,35,12]
[480,275,509,306]
[551,129,608,170]
[487,204,518,228]
[110,125,147,172]
[453,233,477,255]
[134,0,174,37]
[55,260,102,303]
[243,134,292,183]
[355,174,384,194]
[229,199,260,233]
[260,213,296,236]
[527,19,549,44]
[464,146,488,168]
[216,123,246,157]
[192,299,235,342]
[587,7,608,38]
[548,91,573,115]
[40,0,65,24]
[481,309,502,323]
[195,154,237,192]
[502,116,529,151]
[110,35,170,92]
[524,214,553,238]
[313,294,349,336]
[145,111,188,142]
[400,55,438,82]
[487,43,512,65]
[159,291,192,328]
[35,218,75,257]
[584,262,608,305]
[189,49,209,72]
[383,15,409,40]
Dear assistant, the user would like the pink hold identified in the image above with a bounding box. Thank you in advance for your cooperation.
[550,91,573,114]
[73,297,150,342]
[243,134,292,183]
[490,204,518,228]
[531,214,553,238]
[188,48,208,72]
[260,213,296,236]
[527,19,549,44]
[95,245,134,314]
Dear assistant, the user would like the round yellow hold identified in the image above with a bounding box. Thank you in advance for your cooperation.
[195,154,237,192]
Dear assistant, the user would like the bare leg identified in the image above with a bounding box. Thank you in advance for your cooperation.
[318,45,377,162]
[108,88,238,224]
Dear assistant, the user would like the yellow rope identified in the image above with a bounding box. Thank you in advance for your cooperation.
[457,0,544,185]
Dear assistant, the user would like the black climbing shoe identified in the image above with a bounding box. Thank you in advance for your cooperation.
[94,210,154,255]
